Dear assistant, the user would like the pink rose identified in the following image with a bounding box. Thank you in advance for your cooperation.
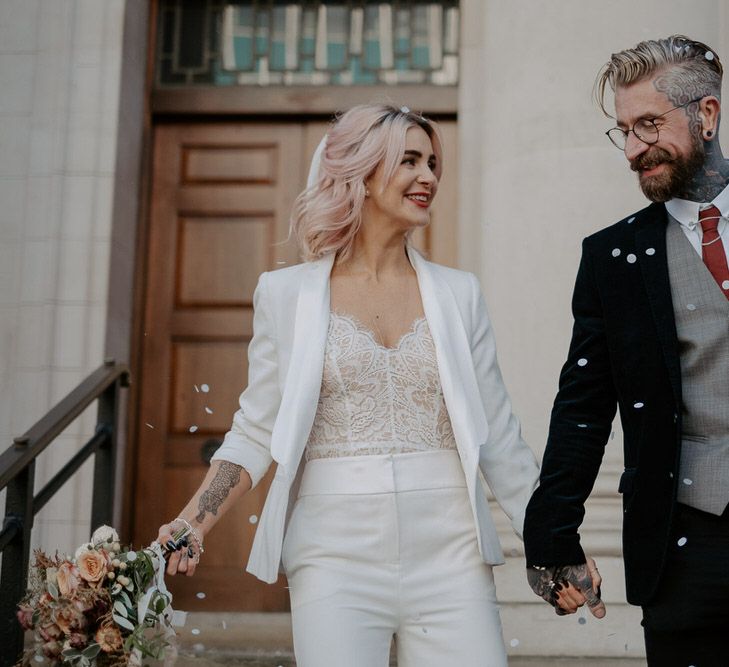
[76,550,107,585]
[16,603,35,630]
[64,632,88,649]
[57,561,81,597]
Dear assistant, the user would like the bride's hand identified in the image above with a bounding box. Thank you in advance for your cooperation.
[156,519,203,577]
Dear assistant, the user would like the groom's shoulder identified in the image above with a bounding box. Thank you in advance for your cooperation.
[584,202,665,248]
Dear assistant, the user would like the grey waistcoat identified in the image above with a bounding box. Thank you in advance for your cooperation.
[666,218,729,515]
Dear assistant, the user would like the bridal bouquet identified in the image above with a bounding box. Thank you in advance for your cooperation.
[16,525,178,666]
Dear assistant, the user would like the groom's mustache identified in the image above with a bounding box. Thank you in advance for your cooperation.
[630,146,674,173]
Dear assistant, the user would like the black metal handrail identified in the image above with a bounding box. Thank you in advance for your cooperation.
[0,359,130,666]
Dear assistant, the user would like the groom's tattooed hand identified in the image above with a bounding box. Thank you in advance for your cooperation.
[195,462,243,523]
[557,562,603,611]
[527,565,565,613]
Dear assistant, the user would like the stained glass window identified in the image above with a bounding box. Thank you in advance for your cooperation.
[156,1,459,87]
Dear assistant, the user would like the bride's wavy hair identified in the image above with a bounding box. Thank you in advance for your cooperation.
[291,104,443,261]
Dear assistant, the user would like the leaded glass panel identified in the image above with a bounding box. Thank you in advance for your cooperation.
[156,1,460,87]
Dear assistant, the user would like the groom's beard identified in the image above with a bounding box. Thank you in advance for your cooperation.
[630,138,705,203]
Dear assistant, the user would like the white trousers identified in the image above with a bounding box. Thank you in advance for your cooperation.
[281,450,508,667]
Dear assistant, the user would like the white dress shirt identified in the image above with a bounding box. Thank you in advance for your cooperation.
[665,181,729,264]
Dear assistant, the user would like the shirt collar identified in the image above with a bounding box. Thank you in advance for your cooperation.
[665,181,729,231]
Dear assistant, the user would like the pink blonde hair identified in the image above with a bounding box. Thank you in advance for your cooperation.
[290,104,443,261]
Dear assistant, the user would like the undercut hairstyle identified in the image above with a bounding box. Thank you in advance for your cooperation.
[595,35,723,117]
[290,104,443,261]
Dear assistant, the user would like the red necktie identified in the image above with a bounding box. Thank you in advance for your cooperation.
[699,205,729,299]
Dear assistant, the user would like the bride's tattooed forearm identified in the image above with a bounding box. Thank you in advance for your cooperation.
[195,462,243,523]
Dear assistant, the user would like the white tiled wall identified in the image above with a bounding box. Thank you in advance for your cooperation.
[0,0,125,557]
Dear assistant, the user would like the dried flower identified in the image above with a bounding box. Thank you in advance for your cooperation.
[53,601,88,634]
[41,640,62,659]
[16,603,34,631]
[77,550,108,584]
[95,622,123,652]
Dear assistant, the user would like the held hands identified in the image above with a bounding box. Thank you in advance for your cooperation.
[156,518,205,577]
[527,556,606,619]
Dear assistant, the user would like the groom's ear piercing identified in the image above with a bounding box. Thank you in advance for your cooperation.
[705,130,714,138]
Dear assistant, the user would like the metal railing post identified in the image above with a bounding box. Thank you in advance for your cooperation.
[91,376,119,530]
[0,459,35,667]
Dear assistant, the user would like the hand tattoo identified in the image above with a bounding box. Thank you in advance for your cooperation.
[527,563,601,615]
[527,566,563,612]
[195,462,242,523]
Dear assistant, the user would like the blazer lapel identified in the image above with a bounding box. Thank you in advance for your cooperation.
[269,254,334,470]
[410,250,487,457]
[634,204,682,404]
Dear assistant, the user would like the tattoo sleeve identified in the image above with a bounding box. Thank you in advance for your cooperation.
[196,461,243,523]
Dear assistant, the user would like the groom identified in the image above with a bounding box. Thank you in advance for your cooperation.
[523,35,729,665]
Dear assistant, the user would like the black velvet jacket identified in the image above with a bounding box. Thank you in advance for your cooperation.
[524,202,684,606]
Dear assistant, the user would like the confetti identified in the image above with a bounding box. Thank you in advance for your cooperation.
[34,657,44,663]
[627,217,635,224]
[577,358,588,367]
[126,551,137,562]
[276,261,287,265]
[633,402,644,409]
[610,431,615,440]
[687,303,697,311]
[249,515,259,524]
[422,628,428,634]
[205,407,213,414]
[194,385,200,393]
[510,638,520,647]
[645,248,656,256]
[196,592,206,599]
[145,423,154,429]
[578,424,588,428]
[706,51,715,61]
[722,280,729,290]
[192,643,205,652]
[191,628,201,635]
[189,425,198,433]
[201,384,210,393]
[683,478,693,486]
[627,253,637,264]
[578,617,587,625]
[222,620,227,630]
[677,537,687,547]
[612,248,621,257]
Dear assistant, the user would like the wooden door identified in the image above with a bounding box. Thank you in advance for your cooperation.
[135,119,457,611]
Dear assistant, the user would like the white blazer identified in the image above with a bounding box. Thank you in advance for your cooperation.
[212,249,540,583]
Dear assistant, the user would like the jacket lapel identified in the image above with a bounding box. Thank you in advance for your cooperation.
[269,254,334,471]
[410,250,486,457]
[634,204,682,404]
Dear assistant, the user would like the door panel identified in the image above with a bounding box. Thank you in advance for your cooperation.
[136,119,457,610]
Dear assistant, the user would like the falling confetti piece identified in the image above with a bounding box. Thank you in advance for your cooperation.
[612,248,621,257]
[192,643,205,652]
[249,515,259,524]
[201,384,210,393]
[578,424,588,428]
[194,385,200,393]
[578,617,587,625]
[722,280,729,290]
[627,217,635,224]
[645,248,656,256]
[677,537,687,547]
[422,628,428,634]
[610,431,615,440]
[687,303,697,311]
[34,657,44,663]
[510,638,520,647]
[706,51,715,60]
[196,592,206,599]
[627,253,637,264]
[577,358,588,367]
[276,261,287,265]
[683,478,693,486]
[222,620,227,630]
[191,628,201,635]
[205,407,213,414]
[633,402,644,409]
[189,425,198,433]
[145,423,154,429]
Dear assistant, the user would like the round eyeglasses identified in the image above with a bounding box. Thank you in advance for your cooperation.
[605,97,705,150]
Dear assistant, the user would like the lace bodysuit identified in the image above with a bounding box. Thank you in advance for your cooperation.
[305,312,458,461]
